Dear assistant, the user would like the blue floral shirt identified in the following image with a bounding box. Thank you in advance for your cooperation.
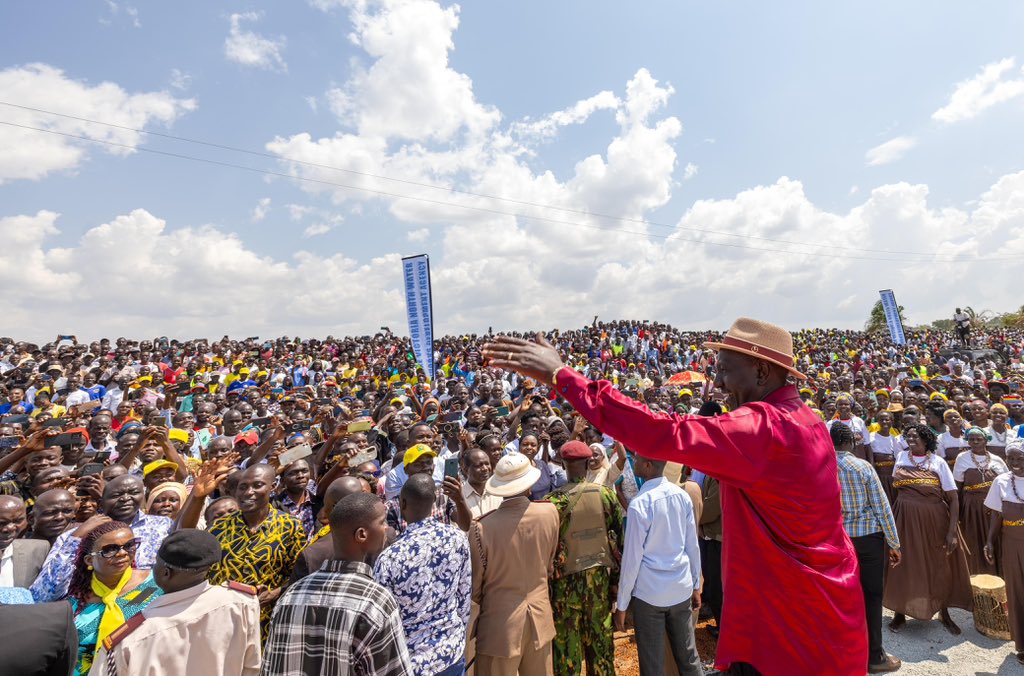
[30,511,173,602]
[373,519,471,675]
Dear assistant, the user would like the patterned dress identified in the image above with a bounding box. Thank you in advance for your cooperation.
[69,573,162,676]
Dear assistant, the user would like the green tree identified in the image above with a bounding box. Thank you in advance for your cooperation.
[865,300,906,334]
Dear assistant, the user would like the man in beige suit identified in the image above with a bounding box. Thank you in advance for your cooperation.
[469,454,559,676]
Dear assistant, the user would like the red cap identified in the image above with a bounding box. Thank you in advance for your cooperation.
[560,440,593,460]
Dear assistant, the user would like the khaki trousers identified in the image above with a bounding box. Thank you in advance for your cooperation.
[474,620,553,676]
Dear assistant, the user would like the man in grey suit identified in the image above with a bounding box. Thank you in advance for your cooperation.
[0,495,51,588]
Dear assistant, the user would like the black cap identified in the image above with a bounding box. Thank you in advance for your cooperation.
[157,529,222,569]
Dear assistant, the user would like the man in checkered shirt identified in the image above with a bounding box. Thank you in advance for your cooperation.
[261,493,413,676]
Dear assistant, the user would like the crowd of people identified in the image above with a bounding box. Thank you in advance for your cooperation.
[0,317,1022,676]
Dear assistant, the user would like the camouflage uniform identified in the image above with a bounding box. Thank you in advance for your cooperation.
[544,479,624,676]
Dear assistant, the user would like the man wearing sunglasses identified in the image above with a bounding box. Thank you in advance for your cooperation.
[31,475,173,602]
[91,529,262,676]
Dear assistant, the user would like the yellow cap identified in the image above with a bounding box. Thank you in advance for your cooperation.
[403,444,437,467]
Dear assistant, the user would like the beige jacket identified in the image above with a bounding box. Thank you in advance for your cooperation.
[469,496,559,658]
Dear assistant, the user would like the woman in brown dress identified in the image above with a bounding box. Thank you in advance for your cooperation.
[884,424,973,634]
[953,427,1009,575]
[869,410,904,505]
[983,442,1024,666]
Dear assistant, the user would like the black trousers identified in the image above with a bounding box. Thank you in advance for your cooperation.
[852,532,886,665]
[700,538,724,625]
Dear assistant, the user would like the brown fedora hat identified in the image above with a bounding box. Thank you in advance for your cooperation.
[705,317,807,380]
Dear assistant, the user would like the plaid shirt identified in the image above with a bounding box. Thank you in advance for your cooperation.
[261,559,413,676]
[836,451,900,550]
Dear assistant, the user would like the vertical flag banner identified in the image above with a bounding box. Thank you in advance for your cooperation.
[402,254,435,382]
[878,289,906,345]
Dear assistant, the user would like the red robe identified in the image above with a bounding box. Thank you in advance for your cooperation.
[555,370,867,675]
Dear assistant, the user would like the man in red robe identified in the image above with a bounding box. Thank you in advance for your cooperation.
[484,318,871,675]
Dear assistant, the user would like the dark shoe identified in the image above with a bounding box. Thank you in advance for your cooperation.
[868,655,902,673]
[887,615,906,633]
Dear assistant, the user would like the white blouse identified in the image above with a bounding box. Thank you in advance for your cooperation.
[895,451,957,491]
[951,451,1009,483]
[983,473,1024,511]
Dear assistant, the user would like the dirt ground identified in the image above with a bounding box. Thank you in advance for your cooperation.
[612,610,1020,675]
[613,618,719,675]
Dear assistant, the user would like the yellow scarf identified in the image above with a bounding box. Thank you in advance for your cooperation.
[92,567,132,649]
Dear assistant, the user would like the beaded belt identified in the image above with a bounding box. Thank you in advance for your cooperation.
[893,478,940,488]
[874,459,895,468]
[965,481,993,492]
[1003,519,1024,527]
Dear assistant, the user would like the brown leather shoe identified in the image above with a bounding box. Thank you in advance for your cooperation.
[868,655,902,673]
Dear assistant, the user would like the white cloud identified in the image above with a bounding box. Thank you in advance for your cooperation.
[287,204,315,221]
[511,91,620,142]
[125,6,140,28]
[4,169,1022,340]
[224,12,287,72]
[303,223,333,237]
[251,197,271,222]
[324,0,499,141]
[932,58,1024,124]
[0,63,196,182]
[865,135,916,167]
[406,227,429,242]
[0,208,403,340]
[683,163,699,180]
[169,68,191,91]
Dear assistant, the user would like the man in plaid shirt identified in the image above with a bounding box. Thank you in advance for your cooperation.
[831,422,903,674]
[261,493,413,676]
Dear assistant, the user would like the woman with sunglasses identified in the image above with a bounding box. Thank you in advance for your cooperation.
[64,520,162,675]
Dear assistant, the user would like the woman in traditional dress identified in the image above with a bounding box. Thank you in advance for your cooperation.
[953,427,1009,575]
[937,408,968,471]
[884,424,973,634]
[983,441,1024,666]
[986,403,1018,460]
[869,410,904,504]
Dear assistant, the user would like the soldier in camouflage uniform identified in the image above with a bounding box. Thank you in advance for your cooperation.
[544,440,624,676]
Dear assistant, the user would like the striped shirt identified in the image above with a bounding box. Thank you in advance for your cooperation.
[836,451,900,550]
[261,559,413,676]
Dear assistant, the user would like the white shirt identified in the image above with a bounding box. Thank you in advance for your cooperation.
[869,432,906,457]
[383,458,445,499]
[0,544,13,587]
[617,476,701,610]
[937,432,968,459]
[895,451,957,491]
[64,390,90,407]
[984,426,1017,448]
[102,386,125,411]
[952,451,1010,482]
[984,473,1024,511]
[826,416,869,443]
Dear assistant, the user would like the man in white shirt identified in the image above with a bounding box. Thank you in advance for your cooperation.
[614,453,703,676]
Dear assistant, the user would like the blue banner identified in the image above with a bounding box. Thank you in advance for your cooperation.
[402,254,435,382]
[878,289,906,345]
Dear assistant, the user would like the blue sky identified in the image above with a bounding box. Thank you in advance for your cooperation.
[1,1,1023,341]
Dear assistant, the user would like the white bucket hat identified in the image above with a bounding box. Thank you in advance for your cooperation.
[486,453,541,497]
